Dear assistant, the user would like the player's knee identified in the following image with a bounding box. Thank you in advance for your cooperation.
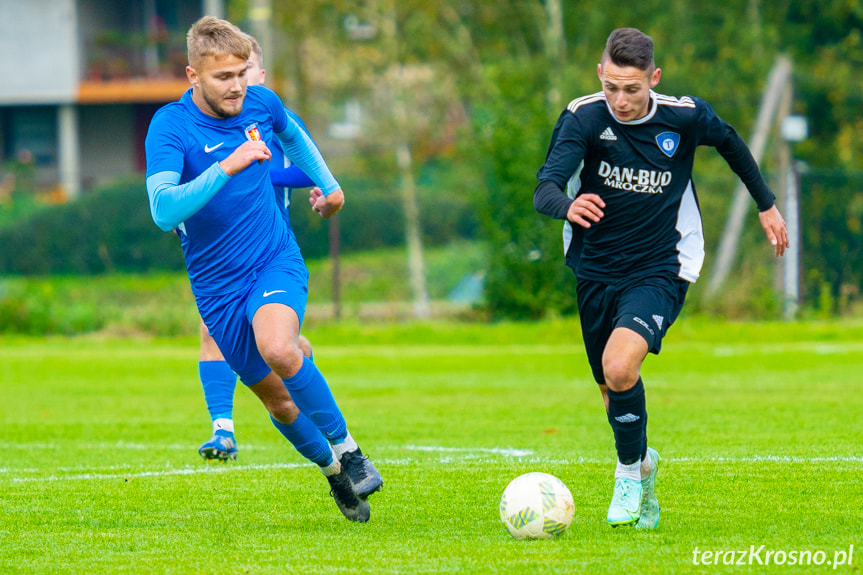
[268,397,300,424]
[259,339,303,376]
[258,339,285,364]
[602,357,638,391]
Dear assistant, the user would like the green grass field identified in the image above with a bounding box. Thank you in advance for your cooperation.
[1,319,861,574]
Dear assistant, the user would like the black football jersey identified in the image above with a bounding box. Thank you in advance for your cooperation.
[535,91,774,283]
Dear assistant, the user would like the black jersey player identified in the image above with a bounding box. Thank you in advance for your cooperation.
[534,28,788,529]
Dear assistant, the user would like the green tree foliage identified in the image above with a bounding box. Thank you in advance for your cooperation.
[8,1,861,318]
[170,2,863,318]
[467,61,577,319]
[778,0,863,169]
[800,170,863,313]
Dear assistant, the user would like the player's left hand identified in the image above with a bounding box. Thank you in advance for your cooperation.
[758,205,789,257]
[310,188,344,219]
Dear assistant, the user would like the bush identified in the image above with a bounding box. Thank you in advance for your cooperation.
[0,178,184,275]
[0,169,478,275]
[799,170,863,314]
[465,60,578,320]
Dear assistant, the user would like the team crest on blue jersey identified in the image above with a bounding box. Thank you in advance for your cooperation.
[245,123,262,141]
[655,132,680,158]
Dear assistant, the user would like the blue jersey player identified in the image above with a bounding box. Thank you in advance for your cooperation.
[145,17,382,523]
[534,28,788,529]
[196,33,317,463]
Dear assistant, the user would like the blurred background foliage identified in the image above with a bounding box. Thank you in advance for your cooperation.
[1,0,861,328]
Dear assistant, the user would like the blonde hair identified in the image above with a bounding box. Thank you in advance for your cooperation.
[245,33,263,68]
[187,16,251,69]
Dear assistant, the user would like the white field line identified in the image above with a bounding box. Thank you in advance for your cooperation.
[6,441,313,451]
[671,455,863,463]
[4,443,535,454]
[3,445,861,484]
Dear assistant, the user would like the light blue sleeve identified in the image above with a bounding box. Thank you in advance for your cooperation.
[146,163,230,231]
[274,114,340,196]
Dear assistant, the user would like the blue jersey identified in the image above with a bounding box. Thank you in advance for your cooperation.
[145,85,336,296]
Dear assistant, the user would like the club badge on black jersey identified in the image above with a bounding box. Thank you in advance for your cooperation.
[655,132,680,157]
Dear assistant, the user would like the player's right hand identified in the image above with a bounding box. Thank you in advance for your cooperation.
[758,205,789,257]
[219,140,271,176]
[566,193,605,229]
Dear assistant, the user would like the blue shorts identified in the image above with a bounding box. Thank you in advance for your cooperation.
[196,250,308,386]
[576,274,689,385]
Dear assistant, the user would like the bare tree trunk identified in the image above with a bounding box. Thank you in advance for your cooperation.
[394,97,431,319]
[384,3,430,319]
[544,0,565,112]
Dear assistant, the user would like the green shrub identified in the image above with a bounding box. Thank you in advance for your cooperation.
[0,168,478,275]
[465,60,578,320]
[0,178,184,275]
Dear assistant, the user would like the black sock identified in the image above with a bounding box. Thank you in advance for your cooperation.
[606,397,648,458]
[606,378,646,465]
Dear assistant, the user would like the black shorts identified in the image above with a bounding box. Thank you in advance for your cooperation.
[576,274,689,384]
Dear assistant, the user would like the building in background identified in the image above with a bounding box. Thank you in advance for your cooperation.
[0,0,224,200]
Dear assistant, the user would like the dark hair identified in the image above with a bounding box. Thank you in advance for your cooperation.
[601,28,654,71]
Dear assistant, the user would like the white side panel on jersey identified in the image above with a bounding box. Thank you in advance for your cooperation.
[675,181,705,282]
[562,160,585,255]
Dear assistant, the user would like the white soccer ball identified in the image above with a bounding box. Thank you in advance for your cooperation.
[499,472,575,540]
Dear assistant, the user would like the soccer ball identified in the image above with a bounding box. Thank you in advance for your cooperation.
[499,472,575,540]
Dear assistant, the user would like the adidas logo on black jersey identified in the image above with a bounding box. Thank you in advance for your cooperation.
[600,127,617,141]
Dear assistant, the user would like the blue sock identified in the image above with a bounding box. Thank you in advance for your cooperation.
[282,356,347,443]
[270,413,333,467]
[199,360,236,421]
